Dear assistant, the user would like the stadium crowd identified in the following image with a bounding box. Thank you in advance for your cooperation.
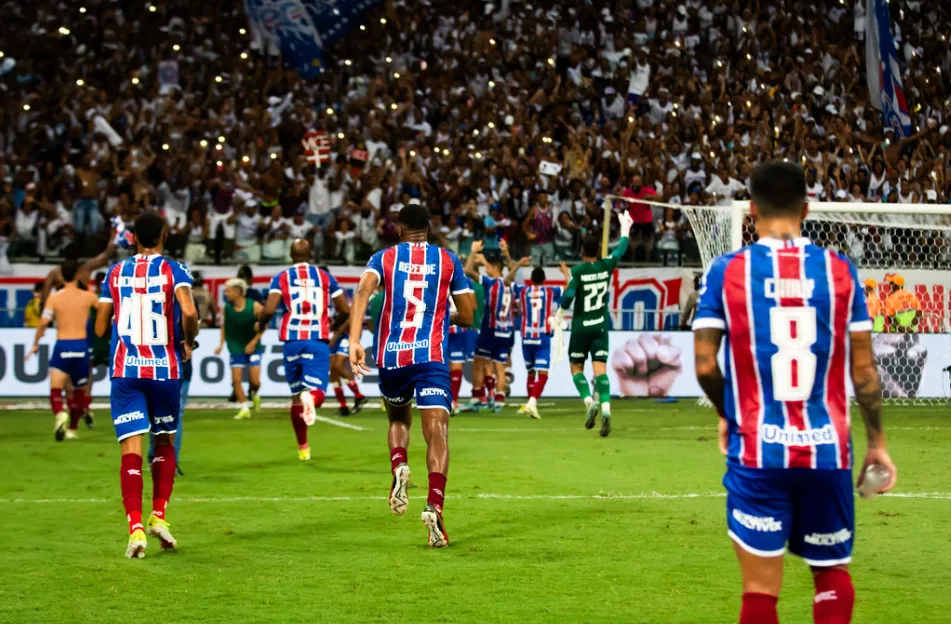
[0,0,950,269]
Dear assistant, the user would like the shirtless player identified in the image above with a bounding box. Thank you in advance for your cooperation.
[27,259,100,441]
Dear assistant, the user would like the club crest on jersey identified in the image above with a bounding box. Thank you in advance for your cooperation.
[764,278,815,300]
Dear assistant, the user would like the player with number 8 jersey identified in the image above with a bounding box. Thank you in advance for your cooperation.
[257,240,350,461]
[95,212,200,559]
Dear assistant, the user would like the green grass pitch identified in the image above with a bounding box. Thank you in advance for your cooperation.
[0,400,948,623]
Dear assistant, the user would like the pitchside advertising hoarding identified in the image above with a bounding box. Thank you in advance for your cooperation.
[3,329,949,399]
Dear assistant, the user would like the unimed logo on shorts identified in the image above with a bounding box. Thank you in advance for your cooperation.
[113,411,146,425]
[732,509,783,532]
[804,528,852,546]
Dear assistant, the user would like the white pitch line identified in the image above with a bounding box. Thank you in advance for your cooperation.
[311,414,368,431]
[1,491,948,504]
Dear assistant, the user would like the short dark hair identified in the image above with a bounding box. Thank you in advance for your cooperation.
[399,203,431,231]
[582,235,600,258]
[237,265,253,282]
[531,267,546,285]
[61,259,79,283]
[485,251,505,268]
[134,211,166,248]
[750,161,807,217]
[33,281,44,293]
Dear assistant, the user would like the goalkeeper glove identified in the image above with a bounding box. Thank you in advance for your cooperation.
[617,210,634,238]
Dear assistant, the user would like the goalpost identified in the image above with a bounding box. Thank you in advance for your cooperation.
[680,200,951,404]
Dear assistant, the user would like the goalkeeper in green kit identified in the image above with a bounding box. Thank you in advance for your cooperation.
[555,210,633,437]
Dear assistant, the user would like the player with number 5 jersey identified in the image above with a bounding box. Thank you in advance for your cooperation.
[349,203,475,549]
[95,212,199,559]
[692,161,897,624]
[257,240,350,462]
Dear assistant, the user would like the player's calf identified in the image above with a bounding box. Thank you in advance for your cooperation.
[740,593,779,624]
[812,567,854,624]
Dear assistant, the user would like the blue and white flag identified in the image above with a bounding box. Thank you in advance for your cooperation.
[865,0,911,138]
[245,0,383,78]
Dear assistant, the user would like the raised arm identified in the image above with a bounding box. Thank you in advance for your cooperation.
[349,270,379,377]
[850,330,897,493]
[465,241,485,280]
[504,256,531,286]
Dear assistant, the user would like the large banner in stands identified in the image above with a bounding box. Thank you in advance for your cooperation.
[3,329,948,399]
[0,266,699,331]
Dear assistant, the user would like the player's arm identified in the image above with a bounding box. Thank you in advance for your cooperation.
[850,330,897,493]
[604,210,633,268]
[176,286,199,347]
[26,296,56,360]
[39,268,61,310]
[245,302,265,354]
[464,240,484,280]
[95,300,113,338]
[503,256,531,286]
[331,292,350,332]
[499,239,516,271]
[693,328,727,417]
[349,271,379,377]
[81,239,117,275]
[215,309,226,355]
[451,291,476,328]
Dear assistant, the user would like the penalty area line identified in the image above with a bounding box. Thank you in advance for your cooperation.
[1,491,948,504]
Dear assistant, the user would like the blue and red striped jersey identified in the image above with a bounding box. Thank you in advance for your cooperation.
[269,264,342,342]
[514,284,563,338]
[100,254,193,380]
[481,275,514,336]
[365,242,470,369]
[693,237,872,471]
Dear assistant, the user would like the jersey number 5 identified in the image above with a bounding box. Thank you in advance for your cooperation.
[769,307,817,401]
[118,293,168,346]
[400,280,428,328]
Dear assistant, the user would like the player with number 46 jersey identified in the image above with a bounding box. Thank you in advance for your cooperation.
[692,161,897,624]
[95,212,199,560]
[257,240,350,462]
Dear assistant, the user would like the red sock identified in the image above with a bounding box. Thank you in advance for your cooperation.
[526,370,536,396]
[50,389,64,416]
[494,392,505,405]
[472,386,485,402]
[449,369,463,402]
[346,380,364,399]
[485,375,496,398]
[531,372,549,399]
[311,388,326,408]
[120,454,144,534]
[68,390,85,429]
[151,441,176,519]
[428,472,447,511]
[813,568,855,624]
[741,593,779,624]
[84,392,93,409]
[290,404,308,448]
[333,383,347,408]
[390,446,408,472]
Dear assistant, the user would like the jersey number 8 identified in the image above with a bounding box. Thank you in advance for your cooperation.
[769,307,817,402]
[118,293,168,346]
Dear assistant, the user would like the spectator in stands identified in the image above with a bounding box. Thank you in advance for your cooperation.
[24,282,43,328]
[182,208,209,264]
[523,191,556,266]
[191,271,216,328]
[622,174,658,262]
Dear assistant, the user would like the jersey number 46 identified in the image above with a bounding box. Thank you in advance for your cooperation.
[118,294,168,346]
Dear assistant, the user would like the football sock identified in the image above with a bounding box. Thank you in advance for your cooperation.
[531,372,548,399]
[494,392,505,406]
[428,472,447,512]
[290,404,308,448]
[151,441,176,519]
[68,391,83,429]
[50,388,64,416]
[449,369,463,402]
[572,373,591,401]
[333,382,347,408]
[311,388,326,408]
[740,593,778,624]
[390,446,408,472]
[120,453,144,534]
[595,374,611,416]
[485,375,496,398]
[813,568,854,624]
[472,386,486,403]
[83,391,93,410]
[346,380,364,399]
[526,370,536,396]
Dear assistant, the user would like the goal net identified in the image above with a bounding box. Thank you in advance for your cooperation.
[681,201,951,403]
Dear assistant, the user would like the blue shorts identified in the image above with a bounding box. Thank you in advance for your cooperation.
[230,349,263,369]
[110,377,182,442]
[330,336,350,358]
[378,362,452,413]
[50,339,90,387]
[475,331,513,364]
[724,464,854,567]
[283,340,330,395]
[448,330,478,364]
[521,336,552,372]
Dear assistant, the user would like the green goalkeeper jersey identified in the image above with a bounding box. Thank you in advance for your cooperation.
[561,236,629,330]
